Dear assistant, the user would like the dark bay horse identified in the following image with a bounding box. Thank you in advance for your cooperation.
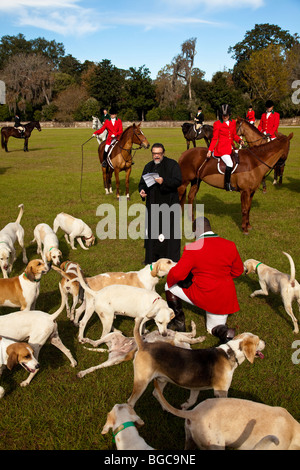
[1,121,41,152]
[178,133,293,234]
[181,122,213,149]
[98,123,150,199]
[236,117,288,192]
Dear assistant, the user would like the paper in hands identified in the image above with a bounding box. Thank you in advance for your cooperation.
[142,172,160,187]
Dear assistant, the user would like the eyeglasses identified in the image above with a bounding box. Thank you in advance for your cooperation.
[152,152,163,156]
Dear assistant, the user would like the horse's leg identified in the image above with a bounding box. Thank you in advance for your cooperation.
[102,168,109,195]
[125,167,132,200]
[240,189,254,234]
[186,140,190,150]
[24,137,28,152]
[193,140,196,148]
[178,183,187,205]
[187,178,200,222]
[114,168,120,199]
[262,176,267,193]
[108,169,113,194]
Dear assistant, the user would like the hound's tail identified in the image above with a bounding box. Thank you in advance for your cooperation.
[153,379,192,419]
[282,252,296,287]
[51,265,72,280]
[15,204,24,224]
[252,435,279,450]
[49,298,67,320]
[69,265,96,297]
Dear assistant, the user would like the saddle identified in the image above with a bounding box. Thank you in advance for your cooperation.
[213,150,240,175]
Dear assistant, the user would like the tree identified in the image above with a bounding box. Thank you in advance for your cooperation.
[59,54,83,81]
[0,34,65,69]
[52,85,88,121]
[172,38,197,107]
[229,24,299,92]
[228,23,299,63]
[86,59,126,110]
[243,44,290,103]
[124,66,156,121]
[2,53,55,113]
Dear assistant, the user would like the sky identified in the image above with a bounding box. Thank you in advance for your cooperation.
[0,0,299,80]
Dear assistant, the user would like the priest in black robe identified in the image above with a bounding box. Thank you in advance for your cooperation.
[138,143,182,265]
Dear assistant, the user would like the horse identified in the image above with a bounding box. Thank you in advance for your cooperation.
[177,133,293,234]
[181,122,213,149]
[92,116,107,145]
[98,123,150,199]
[1,121,41,152]
[236,117,288,192]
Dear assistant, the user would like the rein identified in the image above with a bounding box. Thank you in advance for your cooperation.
[116,128,147,164]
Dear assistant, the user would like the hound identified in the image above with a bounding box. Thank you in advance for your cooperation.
[52,261,84,321]
[32,223,62,266]
[127,318,265,410]
[244,252,300,333]
[54,258,175,325]
[77,321,206,378]
[153,387,300,450]
[0,204,28,278]
[102,404,154,450]
[53,212,95,250]
[0,259,48,310]
[73,266,175,342]
[0,307,77,386]
[0,336,39,398]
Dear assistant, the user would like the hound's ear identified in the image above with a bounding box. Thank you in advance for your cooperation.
[150,262,159,277]
[242,337,257,363]
[101,411,115,435]
[46,252,52,262]
[25,264,35,282]
[6,347,18,370]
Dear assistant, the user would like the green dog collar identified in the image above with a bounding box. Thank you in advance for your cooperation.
[256,262,262,270]
[112,421,136,442]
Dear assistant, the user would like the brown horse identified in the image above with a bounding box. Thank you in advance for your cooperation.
[181,122,213,149]
[98,123,150,199]
[178,133,293,234]
[236,117,288,192]
[1,121,41,152]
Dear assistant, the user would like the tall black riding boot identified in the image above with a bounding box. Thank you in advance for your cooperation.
[224,166,233,191]
[211,324,235,343]
[165,290,186,332]
[102,150,108,168]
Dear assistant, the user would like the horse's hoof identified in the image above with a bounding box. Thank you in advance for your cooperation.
[243,231,249,235]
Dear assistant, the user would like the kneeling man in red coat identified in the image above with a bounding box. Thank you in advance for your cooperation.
[165,216,244,342]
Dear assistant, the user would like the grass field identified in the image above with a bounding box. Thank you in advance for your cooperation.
[0,124,299,450]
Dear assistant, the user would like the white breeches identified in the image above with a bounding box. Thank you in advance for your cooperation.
[165,283,228,333]
[221,154,233,167]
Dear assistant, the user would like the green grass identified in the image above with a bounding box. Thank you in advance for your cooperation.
[0,125,299,450]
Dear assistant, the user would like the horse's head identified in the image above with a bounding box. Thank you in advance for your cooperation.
[132,123,150,149]
[92,116,99,129]
[34,121,42,132]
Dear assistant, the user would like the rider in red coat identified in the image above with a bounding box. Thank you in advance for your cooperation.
[207,104,244,191]
[93,107,123,167]
[246,105,255,124]
[258,100,280,139]
[166,216,244,342]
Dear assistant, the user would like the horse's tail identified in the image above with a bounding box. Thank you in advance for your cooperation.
[282,252,296,287]
[15,204,24,224]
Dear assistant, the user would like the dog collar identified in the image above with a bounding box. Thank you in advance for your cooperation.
[150,264,153,271]
[112,421,136,441]
[23,272,39,283]
[255,262,262,271]
[153,297,160,304]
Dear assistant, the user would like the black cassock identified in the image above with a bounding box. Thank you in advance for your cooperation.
[138,156,182,264]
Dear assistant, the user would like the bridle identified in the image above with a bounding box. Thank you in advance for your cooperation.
[118,127,148,163]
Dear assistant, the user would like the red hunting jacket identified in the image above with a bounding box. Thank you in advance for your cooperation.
[246,110,255,122]
[94,118,123,145]
[208,119,242,156]
[258,111,280,139]
[166,233,244,315]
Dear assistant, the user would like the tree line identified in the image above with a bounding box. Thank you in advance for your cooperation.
[0,24,299,123]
